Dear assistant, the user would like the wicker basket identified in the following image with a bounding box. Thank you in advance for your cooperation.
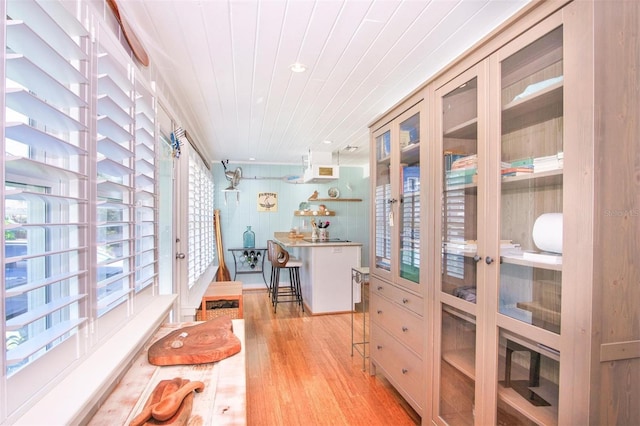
[196,299,241,320]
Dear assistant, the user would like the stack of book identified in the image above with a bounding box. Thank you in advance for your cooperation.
[451,154,477,170]
[445,154,477,185]
[443,150,467,171]
[446,168,477,185]
[533,152,564,172]
[501,165,534,177]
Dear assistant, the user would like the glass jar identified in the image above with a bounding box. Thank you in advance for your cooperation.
[243,225,255,248]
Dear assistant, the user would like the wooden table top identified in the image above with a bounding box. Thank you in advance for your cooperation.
[89,319,246,426]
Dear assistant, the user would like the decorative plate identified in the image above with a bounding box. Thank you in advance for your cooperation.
[299,202,310,211]
[328,187,340,199]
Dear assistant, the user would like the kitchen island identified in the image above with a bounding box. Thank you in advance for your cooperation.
[273,233,362,314]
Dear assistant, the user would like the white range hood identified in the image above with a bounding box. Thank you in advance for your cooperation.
[303,151,339,183]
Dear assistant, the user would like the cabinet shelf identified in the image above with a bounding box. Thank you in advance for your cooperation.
[502,168,563,189]
[443,347,559,425]
[502,80,563,134]
[442,348,476,380]
[498,383,558,426]
[516,301,561,326]
[501,253,562,271]
[444,117,478,139]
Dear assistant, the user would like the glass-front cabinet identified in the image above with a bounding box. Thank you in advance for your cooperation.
[370,99,425,416]
[496,20,563,426]
[434,14,565,426]
[371,103,422,291]
[435,64,485,426]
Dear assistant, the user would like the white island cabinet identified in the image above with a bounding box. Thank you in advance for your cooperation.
[274,234,362,314]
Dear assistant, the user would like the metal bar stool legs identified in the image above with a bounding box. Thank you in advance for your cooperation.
[270,243,304,313]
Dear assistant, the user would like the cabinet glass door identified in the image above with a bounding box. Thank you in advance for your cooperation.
[441,77,479,301]
[436,68,482,425]
[497,23,563,425]
[439,306,477,424]
[398,112,420,284]
[373,127,392,274]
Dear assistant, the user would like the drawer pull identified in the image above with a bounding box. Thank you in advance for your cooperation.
[377,286,383,291]
[402,368,408,374]
[402,326,408,332]
[377,345,383,350]
[402,298,409,304]
[377,310,383,314]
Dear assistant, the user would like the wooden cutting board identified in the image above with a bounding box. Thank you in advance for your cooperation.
[130,378,194,426]
[148,317,241,366]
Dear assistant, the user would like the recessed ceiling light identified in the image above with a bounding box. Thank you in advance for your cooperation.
[289,62,307,73]
[322,140,333,145]
[249,157,256,161]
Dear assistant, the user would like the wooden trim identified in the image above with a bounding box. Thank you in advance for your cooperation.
[600,341,640,362]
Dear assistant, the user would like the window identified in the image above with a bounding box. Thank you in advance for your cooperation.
[4,0,89,376]
[2,2,160,416]
[134,81,157,293]
[187,147,214,288]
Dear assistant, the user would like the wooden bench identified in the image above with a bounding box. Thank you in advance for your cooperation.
[88,319,246,425]
[197,281,243,320]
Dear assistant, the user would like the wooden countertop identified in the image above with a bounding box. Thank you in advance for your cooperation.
[89,319,246,426]
[273,232,363,248]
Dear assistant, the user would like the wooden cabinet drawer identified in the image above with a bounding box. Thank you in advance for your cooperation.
[370,277,423,317]
[371,324,423,412]
[370,293,423,356]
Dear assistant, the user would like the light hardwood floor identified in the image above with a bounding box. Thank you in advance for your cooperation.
[244,289,421,425]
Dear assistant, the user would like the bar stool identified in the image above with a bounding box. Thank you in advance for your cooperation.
[266,240,278,297]
[270,243,304,313]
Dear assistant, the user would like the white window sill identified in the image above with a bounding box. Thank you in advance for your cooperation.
[12,295,177,426]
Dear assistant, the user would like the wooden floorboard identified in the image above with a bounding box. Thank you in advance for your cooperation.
[244,289,421,425]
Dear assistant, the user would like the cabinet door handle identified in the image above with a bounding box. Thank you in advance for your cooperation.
[388,198,398,204]
[402,298,409,304]
[485,256,494,265]
[377,345,383,350]
[473,254,482,263]
[402,368,408,374]
[377,310,383,315]
[402,326,408,332]
[377,286,383,291]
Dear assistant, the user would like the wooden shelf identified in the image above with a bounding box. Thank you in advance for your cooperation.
[444,117,478,139]
[516,301,561,326]
[502,80,563,134]
[500,253,562,271]
[502,168,563,190]
[309,198,362,202]
[294,210,335,216]
[442,348,476,380]
[498,382,558,426]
